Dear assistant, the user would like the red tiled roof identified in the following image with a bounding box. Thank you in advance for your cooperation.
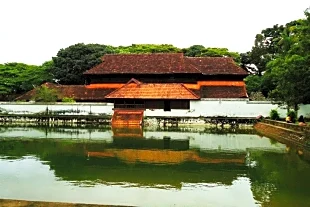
[186,57,248,75]
[84,53,247,76]
[199,86,248,98]
[16,83,114,101]
[84,53,200,75]
[105,79,199,100]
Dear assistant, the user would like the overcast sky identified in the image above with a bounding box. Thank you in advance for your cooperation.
[0,0,309,65]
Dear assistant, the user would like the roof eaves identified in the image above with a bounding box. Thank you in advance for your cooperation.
[180,83,200,99]
[105,78,142,98]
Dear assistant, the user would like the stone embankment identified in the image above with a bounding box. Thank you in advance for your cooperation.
[254,119,310,148]
[0,199,133,207]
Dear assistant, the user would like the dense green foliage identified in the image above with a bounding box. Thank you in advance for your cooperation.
[62,97,76,103]
[269,109,280,120]
[244,75,263,96]
[183,45,241,63]
[243,9,310,110]
[265,11,310,110]
[50,43,116,85]
[240,24,285,76]
[33,85,59,102]
[0,62,52,100]
[116,44,181,54]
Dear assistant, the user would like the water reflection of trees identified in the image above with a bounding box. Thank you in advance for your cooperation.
[0,139,247,189]
[145,126,256,134]
[0,124,256,133]
[0,124,110,135]
[0,125,257,139]
[249,149,310,206]
[1,134,310,205]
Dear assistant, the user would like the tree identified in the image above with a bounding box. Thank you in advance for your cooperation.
[266,10,310,112]
[50,43,116,85]
[240,25,285,76]
[268,55,310,111]
[0,62,52,100]
[182,45,205,57]
[244,75,263,95]
[116,44,181,54]
[33,85,59,102]
[183,45,241,63]
[243,10,310,102]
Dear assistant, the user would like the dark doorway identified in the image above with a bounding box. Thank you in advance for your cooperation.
[163,136,171,149]
[164,100,171,111]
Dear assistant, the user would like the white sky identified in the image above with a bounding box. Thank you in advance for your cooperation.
[0,0,309,65]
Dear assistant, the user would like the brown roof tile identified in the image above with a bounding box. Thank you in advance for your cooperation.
[84,53,247,76]
[84,53,200,75]
[186,57,248,75]
[16,83,114,101]
[199,86,248,98]
[105,79,199,100]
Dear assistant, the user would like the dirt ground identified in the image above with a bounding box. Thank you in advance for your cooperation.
[0,199,134,207]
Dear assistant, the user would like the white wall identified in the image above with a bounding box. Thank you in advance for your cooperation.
[0,127,113,141]
[1,100,310,118]
[0,102,114,115]
[145,100,310,118]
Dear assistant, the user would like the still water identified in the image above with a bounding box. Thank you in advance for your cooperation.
[0,125,310,207]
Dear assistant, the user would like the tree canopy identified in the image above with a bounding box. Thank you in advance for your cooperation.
[266,11,310,109]
[49,43,116,85]
[183,45,241,63]
[0,62,52,100]
[116,44,181,54]
[244,9,310,111]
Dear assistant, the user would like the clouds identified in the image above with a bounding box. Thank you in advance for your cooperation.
[0,0,309,65]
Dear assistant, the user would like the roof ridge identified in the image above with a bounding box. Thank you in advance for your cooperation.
[105,78,142,98]
[184,57,202,73]
[127,78,142,85]
[180,83,200,99]
[104,53,183,56]
[186,56,233,59]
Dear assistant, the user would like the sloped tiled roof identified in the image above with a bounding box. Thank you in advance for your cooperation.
[84,53,200,75]
[84,53,247,76]
[105,79,199,100]
[87,149,245,165]
[200,86,248,98]
[16,83,115,101]
[186,57,248,75]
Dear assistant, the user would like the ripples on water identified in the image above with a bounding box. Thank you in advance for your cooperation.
[0,125,310,207]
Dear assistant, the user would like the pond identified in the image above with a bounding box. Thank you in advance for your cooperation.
[0,125,310,207]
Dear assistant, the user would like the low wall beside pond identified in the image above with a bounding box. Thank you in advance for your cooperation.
[254,120,310,148]
[1,100,310,117]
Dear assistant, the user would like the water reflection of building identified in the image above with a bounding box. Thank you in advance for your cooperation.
[1,126,310,206]
[0,137,248,188]
[1,126,301,195]
[112,126,144,138]
[86,126,246,165]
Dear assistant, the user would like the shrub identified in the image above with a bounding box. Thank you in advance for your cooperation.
[249,92,266,101]
[287,110,297,123]
[270,109,280,120]
[33,86,58,102]
[62,97,76,103]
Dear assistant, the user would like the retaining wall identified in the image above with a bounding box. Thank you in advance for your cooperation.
[254,120,310,148]
[0,100,310,118]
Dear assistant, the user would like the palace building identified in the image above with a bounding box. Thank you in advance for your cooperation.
[18,53,248,109]
[17,53,248,125]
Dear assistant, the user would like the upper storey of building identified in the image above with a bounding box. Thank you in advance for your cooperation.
[83,53,248,84]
